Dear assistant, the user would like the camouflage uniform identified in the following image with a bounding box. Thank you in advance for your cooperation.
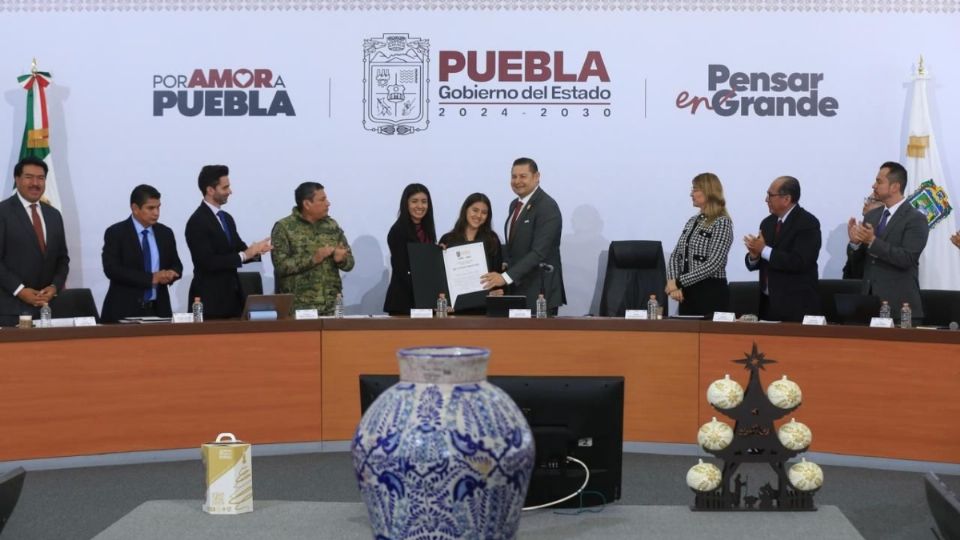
[271,208,355,314]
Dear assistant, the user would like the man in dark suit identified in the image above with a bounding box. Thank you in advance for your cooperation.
[847,162,929,323]
[481,157,565,313]
[0,157,70,326]
[744,176,821,322]
[842,194,883,279]
[101,184,183,323]
[185,165,271,319]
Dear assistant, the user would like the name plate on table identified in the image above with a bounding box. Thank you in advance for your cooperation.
[295,309,319,320]
[624,310,648,320]
[870,317,895,328]
[802,315,827,326]
[712,312,736,322]
[410,309,433,319]
[509,309,532,319]
[49,317,75,328]
[172,313,195,324]
[74,316,97,327]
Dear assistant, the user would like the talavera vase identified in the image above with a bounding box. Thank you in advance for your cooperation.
[351,346,535,540]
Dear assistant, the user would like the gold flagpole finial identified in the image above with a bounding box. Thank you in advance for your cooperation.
[30,58,38,74]
[917,55,926,77]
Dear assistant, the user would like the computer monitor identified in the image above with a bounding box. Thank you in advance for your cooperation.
[0,467,26,535]
[834,293,882,325]
[240,293,294,320]
[358,375,624,508]
[485,295,528,317]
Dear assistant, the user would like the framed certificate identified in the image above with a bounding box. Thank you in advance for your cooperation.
[408,242,489,312]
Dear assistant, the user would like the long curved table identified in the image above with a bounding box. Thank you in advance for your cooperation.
[1,318,957,464]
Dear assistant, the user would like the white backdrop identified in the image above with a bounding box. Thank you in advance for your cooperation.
[1,3,958,315]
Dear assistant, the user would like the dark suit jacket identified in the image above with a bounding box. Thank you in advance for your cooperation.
[0,194,70,325]
[744,205,821,322]
[101,217,183,323]
[185,203,252,319]
[846,202,928,319]
[503,187,565,310]
[841,256,864,280]
[383,219,428,314]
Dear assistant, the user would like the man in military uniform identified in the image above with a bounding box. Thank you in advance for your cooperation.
[271,182,354,314]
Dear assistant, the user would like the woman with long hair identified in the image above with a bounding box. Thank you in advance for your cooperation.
[439,192,503,273]
[665,173,734,317]
[383,183,436,315]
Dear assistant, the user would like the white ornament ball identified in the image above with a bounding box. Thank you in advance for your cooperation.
[697,417,734,451]
[767,375,802,409]
[686,459,722,492]
[788,458,824,491]
[707,374,744,409]
[778,418,813,451]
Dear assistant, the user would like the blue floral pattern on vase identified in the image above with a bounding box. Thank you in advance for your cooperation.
[352,347,535,540]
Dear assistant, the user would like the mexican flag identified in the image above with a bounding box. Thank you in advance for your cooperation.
[16,67,61,209]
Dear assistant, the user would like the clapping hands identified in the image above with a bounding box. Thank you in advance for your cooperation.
[847,218,876,245]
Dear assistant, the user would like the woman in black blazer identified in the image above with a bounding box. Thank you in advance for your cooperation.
[439,193,504,314]
[439,192,503,274]
[383,183,437,315]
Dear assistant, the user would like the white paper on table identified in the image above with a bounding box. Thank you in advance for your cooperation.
[442,241,488,308]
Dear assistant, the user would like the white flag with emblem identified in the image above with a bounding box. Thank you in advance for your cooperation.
[904,60,960,290]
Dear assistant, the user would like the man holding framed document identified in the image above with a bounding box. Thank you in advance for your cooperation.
[480,158,565,315]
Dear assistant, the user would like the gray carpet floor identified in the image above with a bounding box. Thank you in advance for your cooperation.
[2,452,957,540]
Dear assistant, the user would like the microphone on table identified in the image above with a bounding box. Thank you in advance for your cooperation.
[537,263,554,297]
[949,321,958,331]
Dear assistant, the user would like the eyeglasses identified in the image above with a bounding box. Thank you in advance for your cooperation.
[765,192,786,198]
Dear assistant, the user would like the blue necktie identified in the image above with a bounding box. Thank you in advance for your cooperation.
[876,209,891,236]
[141,229,153,302]
[217,210,233,245]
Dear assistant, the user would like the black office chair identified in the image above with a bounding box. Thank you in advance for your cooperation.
[727,281,759,317]
[925,472,960,540]
[239,271,264,298]
[818,279,862,324]
[0,467,26,536]
[597,241,666,317]
[919,290,960,328]
[48,288,99,322]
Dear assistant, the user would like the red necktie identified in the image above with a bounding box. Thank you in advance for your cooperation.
[30,204,46,254]
[509,200,523,240]
[775,218,782,240]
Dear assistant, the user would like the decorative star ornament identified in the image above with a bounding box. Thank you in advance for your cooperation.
[734,342,777,371]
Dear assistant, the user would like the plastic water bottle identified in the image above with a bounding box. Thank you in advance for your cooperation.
[647,294,659,320]
[334,293,345,318]
[536,294,548,319]
[878,300,891,319]
[40,302,52,328]
[192,296,204,323]
[436,293,448,318]
[899,302,912,329]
